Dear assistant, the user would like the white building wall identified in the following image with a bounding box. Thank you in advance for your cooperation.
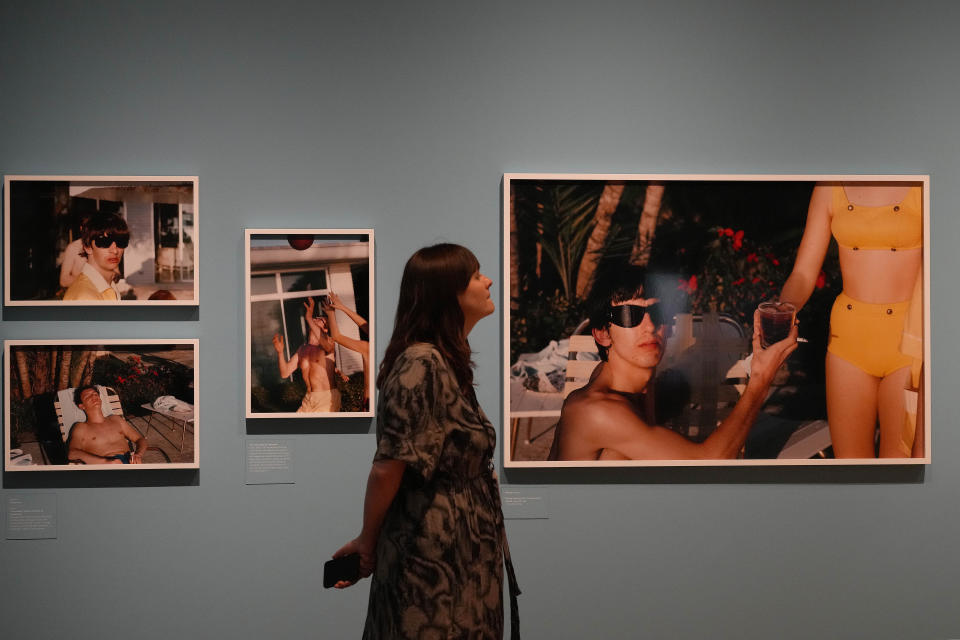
[122,198,154,285]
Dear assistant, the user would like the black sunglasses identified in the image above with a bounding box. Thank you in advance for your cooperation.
[608,303,665,328]
[92,233,130,249]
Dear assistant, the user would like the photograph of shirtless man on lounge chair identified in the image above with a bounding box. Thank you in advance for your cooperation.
[5,340,198,471]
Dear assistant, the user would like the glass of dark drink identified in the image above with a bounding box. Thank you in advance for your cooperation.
[758,301,796,348]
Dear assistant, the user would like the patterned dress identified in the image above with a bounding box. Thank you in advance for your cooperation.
[364,344,520,639]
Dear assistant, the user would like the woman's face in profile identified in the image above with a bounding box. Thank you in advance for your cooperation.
[457,270,495,323]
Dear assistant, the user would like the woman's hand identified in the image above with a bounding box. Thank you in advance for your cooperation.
[327,291,345,310]
[272,333,284,354]
[747,310,799,388]
[331,536,376,588]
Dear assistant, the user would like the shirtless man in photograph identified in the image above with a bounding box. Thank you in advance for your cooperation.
[67,385,147,464]
[273,298,340,412]
[550,267,798,461]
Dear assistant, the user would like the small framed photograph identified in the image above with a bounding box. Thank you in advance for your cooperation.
[504,173,930,468]
[5,339,198,471]
[245,229,374,418]
[4,175,198,305]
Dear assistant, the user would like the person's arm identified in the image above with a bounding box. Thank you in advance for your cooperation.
[273,333,299,378]
[780,184,834,310]
[328,292,369,336]
[331,459,407,587]
[59,246,86,288]
[577,318,798,460]
[323,302,369,356]
[119,418,147,464]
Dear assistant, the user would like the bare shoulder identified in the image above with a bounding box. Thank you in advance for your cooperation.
[69,421,91,437]
[560,387,647,433]
[106,414,133,429]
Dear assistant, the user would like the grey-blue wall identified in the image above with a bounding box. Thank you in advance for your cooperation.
[2,1,959,638]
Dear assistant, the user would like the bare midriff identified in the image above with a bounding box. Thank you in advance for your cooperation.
[837,246,921,304]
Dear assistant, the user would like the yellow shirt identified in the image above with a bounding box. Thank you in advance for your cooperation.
[62,264,119,301]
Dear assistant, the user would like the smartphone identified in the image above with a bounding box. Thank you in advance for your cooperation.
[323,553,360,588]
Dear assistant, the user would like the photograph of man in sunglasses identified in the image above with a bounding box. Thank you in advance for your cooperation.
[5,177,197,305]
[549,267,798,461]
[62,212,129,301]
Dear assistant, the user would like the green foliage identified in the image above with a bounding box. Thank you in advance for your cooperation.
[8,396,36,446]
[92,354,193,415]
[337,371,367,412]
[678,226,841,350]
[511,290,586,360]
[534,184,602,303]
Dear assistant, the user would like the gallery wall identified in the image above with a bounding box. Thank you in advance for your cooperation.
[2,1,959,638]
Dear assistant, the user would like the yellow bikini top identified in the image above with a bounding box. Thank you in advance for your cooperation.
[831,185,922,251]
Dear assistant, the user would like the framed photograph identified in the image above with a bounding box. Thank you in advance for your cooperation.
[245,229,374,418]
[503,173,930,467]
[5,339,198,471]
[4,175,198,305]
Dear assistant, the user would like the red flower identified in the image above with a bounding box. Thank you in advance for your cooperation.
[724,228,735,237]
[815,271,826,289]
[746,252,758,263]
[732,230,744,251]
[732,277,746,286]
[116,376,123,383]
[677,275,698,294]
[752,277,762,284]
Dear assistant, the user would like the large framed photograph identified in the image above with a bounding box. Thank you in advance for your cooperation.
[4,176,198,305]
[504,174,930,467]
[5,339,198,471]
[245,229,374,418]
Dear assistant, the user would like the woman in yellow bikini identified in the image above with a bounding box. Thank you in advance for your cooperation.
[780,182,924,458]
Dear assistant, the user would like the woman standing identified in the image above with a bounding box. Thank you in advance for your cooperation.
[333,243,520,639]
[780,182,924,458]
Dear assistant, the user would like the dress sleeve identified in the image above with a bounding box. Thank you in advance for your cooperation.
[374,348,447,481]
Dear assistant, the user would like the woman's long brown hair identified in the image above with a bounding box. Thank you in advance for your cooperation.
[377,243,479,393]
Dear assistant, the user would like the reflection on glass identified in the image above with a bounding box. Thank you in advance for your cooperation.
[250,300,286,388]
[281,270,326,293]
[250,274,277,296]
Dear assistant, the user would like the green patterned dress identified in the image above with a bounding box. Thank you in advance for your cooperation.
[364,344,520,639]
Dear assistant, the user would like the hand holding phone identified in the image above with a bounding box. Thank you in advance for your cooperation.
[324,553,361,588]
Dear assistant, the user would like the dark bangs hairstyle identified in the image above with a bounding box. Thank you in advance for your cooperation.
[378,243,480,393]
[587,265,673,361]
[73,384,99,406]
[81,212,129,248]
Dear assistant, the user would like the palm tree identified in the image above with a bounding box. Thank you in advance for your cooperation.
[575,183,625,299]
[629,183,665,266]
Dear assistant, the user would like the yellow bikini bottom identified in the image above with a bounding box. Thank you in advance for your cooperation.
[828,292,912,378]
